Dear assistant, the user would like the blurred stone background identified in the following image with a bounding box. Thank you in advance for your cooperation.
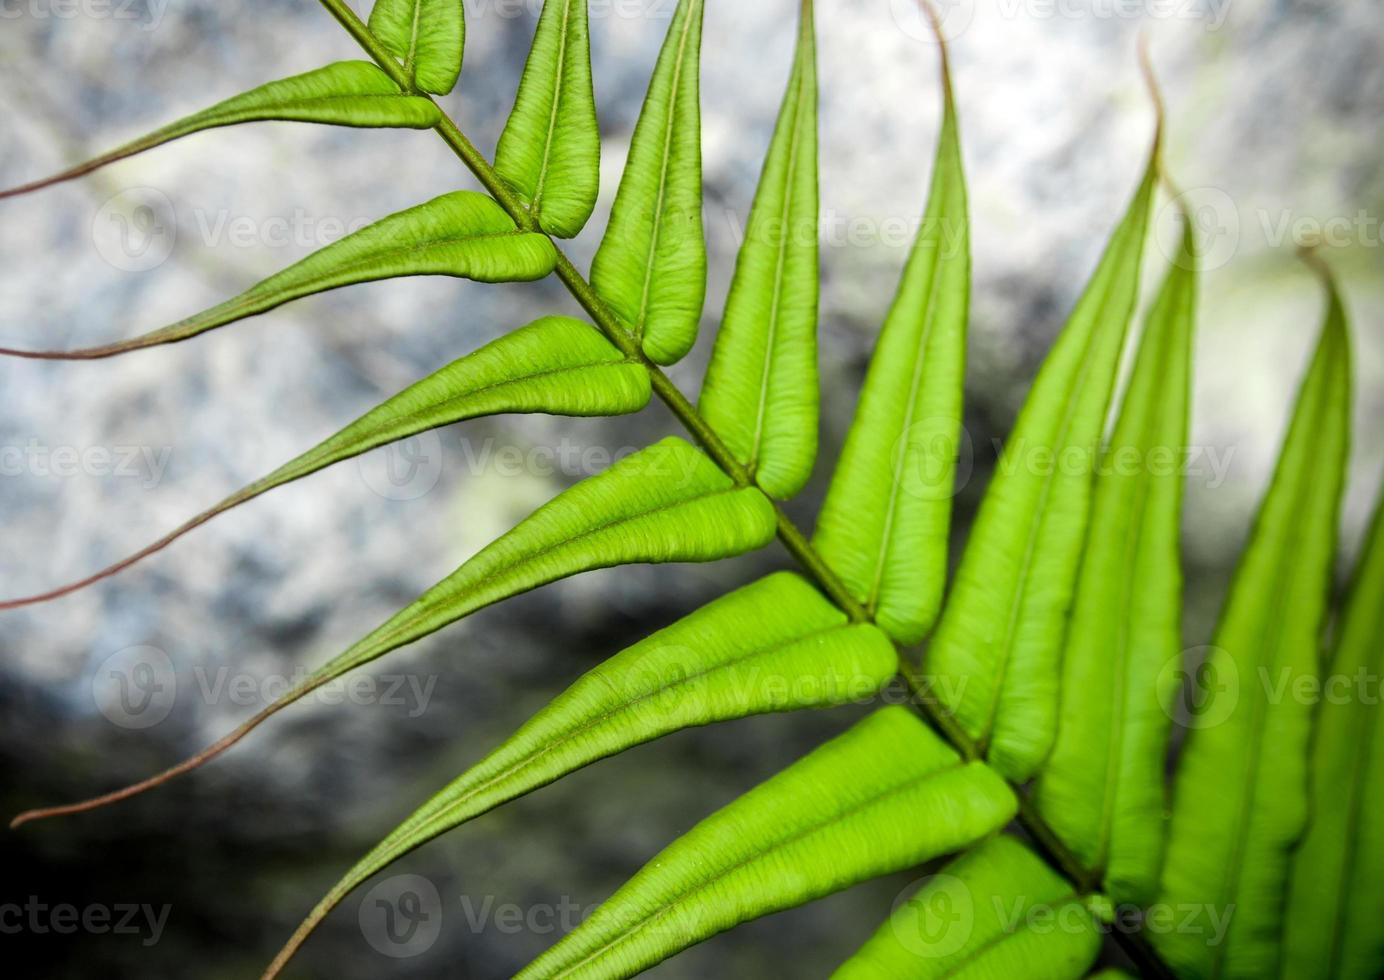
[0,0,1380,976]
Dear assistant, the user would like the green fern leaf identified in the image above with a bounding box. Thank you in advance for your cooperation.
[518,706,1016,979]
[698,0,819,499]
[812,39,968,644]
[922,142,1158,781]
[0,191,556,359]
[1034,220,1197,904]
[1155,261,1352,979]
[0,316,648,609]
[494,0,600,238]
[833,835,1101,979]
[0,61,439,200]
[1282,473,1384,979]
[12,438,780,827]
[368,0,465,95]
[589,0,705,366]
[265,571,897,976]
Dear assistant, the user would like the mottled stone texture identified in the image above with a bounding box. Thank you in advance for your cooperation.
[0,0,1380,976]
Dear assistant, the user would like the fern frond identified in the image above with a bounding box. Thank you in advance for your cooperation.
[495,0,600,238]
[1156,257,1352,978]
[590,0,705,365]
[519,707,1016,978]
[367,0,465,95]
[0,192,556,359]
[699,0,820,499]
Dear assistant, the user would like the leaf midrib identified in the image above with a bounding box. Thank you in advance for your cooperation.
[973,244,1136,752]
[1208,370,1340,980]
[530,0,576,214]
[746,53,810,475]
[631,1,698,341]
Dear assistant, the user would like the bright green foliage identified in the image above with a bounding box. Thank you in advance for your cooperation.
[0,61,438,199]
[1156,272,1352,978]
[590,0,706,366]
[1035,221,1197,904]
[238,437,778,728]
[834,835,1102,980]
[1282,477,1384,979]
[699,0,819,499]
[0,192,556,359]
[269,572,897,969]
[519,707,1017,978]
[368,0,465,95]
[0,316,650,609]
[813,41,969,644]
[495,0,600,238]
[922,147,1158,781]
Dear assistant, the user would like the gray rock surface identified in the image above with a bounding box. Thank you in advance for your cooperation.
[1,0,1380,976]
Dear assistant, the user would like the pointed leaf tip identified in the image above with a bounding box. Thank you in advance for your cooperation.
[813,39,969,645]
[0,61,439,200]
[0,191,556,359]
[699,0,820,499]
[0,316,647,610]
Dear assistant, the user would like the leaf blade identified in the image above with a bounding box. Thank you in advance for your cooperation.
[698,0,819,498]
[1282,472,1384,979]
[494,0,600,238]
[265,572,898,976]
[922,143,1159,781]
[0,61,439,199]
[590,0,706,365]
[1034,221,1197,904]
[368,0,465,95]
[833,836,1102,980]
[1155,263,1353,978]
[0,316,649,609]
[0,191,556,359]
[518,706,1017,979]
[813,42,969,644]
